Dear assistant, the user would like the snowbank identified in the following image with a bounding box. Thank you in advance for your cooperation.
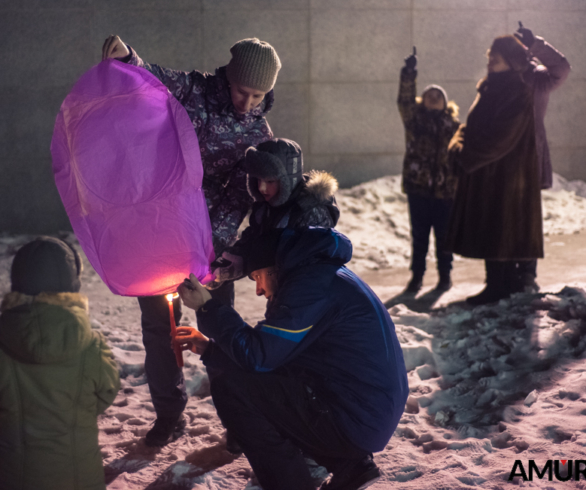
[336,173,586,271]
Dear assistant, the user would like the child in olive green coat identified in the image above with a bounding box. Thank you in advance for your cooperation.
[0,237,120,490]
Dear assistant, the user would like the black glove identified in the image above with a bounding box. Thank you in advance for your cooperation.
[404,46,417,70]
[515,22,535,49]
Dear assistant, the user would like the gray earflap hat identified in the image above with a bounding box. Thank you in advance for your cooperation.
[11,236,82,296]
[226,38,281,93]
[244,138,304,207]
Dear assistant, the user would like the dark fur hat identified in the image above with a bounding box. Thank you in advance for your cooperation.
[490,35,529,72]
[244,138,303,207]
[11,236,82,296]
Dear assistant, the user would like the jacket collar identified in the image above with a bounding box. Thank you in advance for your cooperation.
[478,70,524,92]
[1,291,89,314]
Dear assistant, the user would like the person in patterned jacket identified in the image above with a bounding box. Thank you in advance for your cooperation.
[398,47,461,294]
[211,138,340,286]
[102,35,281,446]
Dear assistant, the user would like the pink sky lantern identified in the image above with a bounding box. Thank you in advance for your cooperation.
[51,59,214,296]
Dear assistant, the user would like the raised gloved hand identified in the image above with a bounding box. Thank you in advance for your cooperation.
[102,35,130,60]
[514,21,535,49]
[174,326,209,355]
[404,46,417,70]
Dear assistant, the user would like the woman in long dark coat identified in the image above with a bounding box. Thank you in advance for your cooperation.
[447,35,543,305]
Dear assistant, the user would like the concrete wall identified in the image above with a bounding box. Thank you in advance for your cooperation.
[1,0,585,233]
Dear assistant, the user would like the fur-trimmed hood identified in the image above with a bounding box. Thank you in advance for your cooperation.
[296,170,339,210]
[0,291,93,364]
[414,97,460,119]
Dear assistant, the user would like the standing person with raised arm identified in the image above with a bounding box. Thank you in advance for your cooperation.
[514,22,571,293]
[102,35,281,446]
[398,47,461,294]
[447,35,543,306]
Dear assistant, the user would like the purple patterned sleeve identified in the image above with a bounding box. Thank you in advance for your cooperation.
[210,163,254,251]
[126,46,206,108]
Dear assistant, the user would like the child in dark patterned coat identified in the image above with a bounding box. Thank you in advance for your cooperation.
[398,47,460,293]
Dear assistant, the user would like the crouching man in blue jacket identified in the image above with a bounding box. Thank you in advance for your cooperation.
[177,228,408,490]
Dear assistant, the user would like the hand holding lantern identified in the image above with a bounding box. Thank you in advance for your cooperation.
[178,273,212,311]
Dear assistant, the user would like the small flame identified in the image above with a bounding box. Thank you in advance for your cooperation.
[166,292,179,302]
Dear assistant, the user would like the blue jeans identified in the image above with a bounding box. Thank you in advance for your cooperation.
[138,281,235,418]
[407,193,453,277]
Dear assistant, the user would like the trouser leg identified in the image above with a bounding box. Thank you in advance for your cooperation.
[485,260,517,296]
[138,294,187,418]
[407,193,432,277]
[210,370,368,490]
[431,198,454,275]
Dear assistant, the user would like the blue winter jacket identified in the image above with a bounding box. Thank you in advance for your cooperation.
[197,228,408,452]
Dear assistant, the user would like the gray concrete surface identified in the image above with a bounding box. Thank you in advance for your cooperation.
[1,0,584,233]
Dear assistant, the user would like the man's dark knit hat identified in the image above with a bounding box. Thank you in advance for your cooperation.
[244,138,304,207]
[226,38,281,93]
[241,230,284,278]
[490,35,529,72]
[11,236,82,295]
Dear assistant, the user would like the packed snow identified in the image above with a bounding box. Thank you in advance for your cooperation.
[1,173,586,489]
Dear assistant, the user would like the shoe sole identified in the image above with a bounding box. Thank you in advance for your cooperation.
[323,469,381,490]
[357,476,380,490]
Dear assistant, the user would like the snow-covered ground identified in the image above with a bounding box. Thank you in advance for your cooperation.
[336,173,586,272]
[1,173,586,489]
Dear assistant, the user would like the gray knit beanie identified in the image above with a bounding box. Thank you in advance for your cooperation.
[226,38,281,92]
[11,236,82,296]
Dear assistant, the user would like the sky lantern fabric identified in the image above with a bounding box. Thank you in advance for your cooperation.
[51,59,214,297]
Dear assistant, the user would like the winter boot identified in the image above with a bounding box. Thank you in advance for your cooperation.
[320,455,381,490]
[515,260,539,293]
[466,261,510,306]
[145,414,186,446]
[520,273,539,293]
[405,273,423,294]
[435,271,452,292]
